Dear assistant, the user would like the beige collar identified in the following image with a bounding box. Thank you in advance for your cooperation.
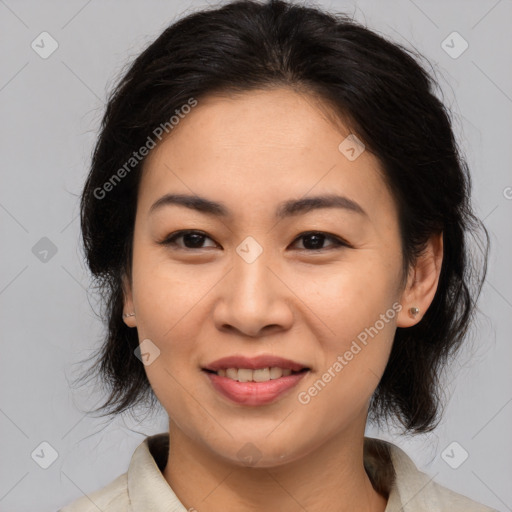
[125,433,485,512]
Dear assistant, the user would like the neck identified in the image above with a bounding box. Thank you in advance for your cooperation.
[163,420,388,512]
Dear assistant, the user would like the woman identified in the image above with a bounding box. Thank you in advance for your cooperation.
[62,0,496,510]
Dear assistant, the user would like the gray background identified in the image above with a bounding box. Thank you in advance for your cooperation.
[0,0,511,510]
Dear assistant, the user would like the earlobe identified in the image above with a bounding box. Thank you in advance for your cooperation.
[396,232,443,328]
[121,273,137,328]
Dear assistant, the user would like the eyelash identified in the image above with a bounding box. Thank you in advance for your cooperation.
[157,229,351,252]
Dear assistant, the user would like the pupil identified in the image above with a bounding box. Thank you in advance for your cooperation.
[184,233,204,248]
[304,234,324,250]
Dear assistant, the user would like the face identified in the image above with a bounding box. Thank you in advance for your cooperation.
[123,87,423,467]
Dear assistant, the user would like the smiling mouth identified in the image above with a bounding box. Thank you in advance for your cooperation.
[202,366,310,406]
[202,367,309,382]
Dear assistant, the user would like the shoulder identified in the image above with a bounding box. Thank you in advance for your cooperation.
[58,433,171,512]
[426,478,498,512]
[365,437,498,512]
[387,440,498,511]
[59,472,129,512]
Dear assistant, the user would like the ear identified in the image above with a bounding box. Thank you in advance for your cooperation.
[122,273,137,328]
[397,232,443,328]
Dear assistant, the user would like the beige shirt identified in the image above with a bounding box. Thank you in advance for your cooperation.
[60,433,497,511]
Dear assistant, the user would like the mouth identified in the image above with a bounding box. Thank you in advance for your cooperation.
[202,369,310,406]
[201,355,311,405]
[203,367,310,407]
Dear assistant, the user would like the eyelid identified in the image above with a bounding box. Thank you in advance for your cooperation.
[158,229,351,251]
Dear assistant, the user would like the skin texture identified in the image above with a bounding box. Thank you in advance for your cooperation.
[122,87,443,512]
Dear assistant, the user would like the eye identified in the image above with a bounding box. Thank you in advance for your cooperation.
[291,231,350,251]
[158,230,217,250]
[158,229,350,252]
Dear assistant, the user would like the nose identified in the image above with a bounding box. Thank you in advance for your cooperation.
[212,248,294,338]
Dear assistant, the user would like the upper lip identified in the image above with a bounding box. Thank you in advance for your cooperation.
[203,355,309,372]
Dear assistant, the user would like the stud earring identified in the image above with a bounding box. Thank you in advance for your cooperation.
[408,307,420,318]
[123,312,135,318]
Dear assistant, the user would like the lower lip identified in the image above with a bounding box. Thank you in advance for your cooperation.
[203,370,308,406]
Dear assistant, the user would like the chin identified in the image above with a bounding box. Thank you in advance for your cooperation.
[207,433,313,469]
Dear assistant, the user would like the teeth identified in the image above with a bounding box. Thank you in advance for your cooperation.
[270,367,284,379]
[216,367,295,382]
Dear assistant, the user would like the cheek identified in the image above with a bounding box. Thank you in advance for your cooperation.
[295,254,400,338]
[129,245,211,396]
[295,312,397,435]
[293,257,399,403]
[132,274,206,370]
[131,240,211,337]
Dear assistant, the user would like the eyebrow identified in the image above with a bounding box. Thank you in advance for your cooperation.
[149,193,367,219]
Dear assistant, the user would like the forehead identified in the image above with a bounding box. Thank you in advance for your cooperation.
[138,88,397,226]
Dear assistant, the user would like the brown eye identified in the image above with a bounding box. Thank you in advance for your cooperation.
[158,230,350,252]
[291,231,350,251]
[159,230,217,250]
